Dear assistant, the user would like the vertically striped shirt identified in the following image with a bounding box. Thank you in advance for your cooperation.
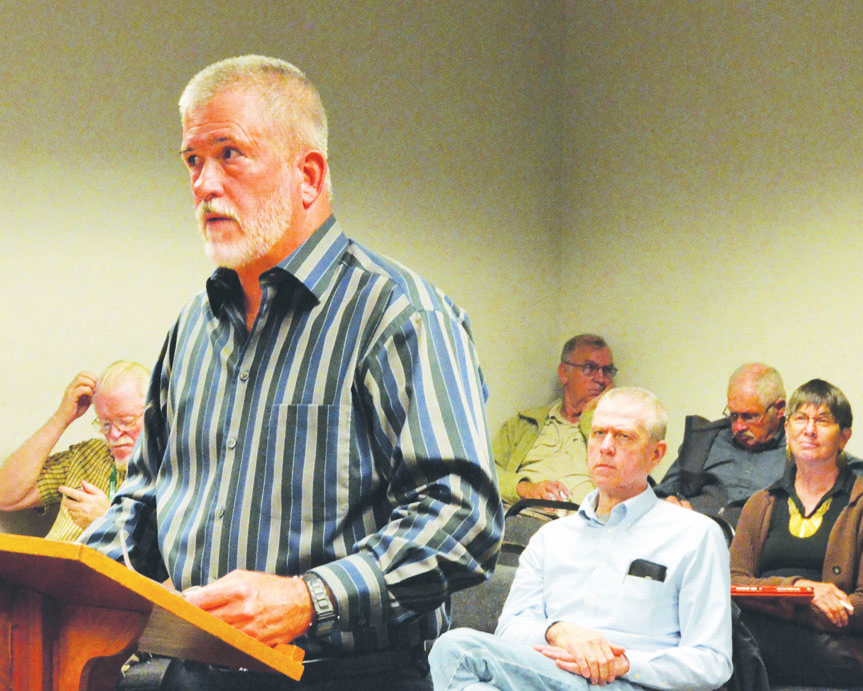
[83,217,503,653]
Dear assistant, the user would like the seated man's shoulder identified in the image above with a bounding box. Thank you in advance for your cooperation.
[685,414,730,434]
[58,438,112,462]
[512,404,554,424]
[648,498,724,539]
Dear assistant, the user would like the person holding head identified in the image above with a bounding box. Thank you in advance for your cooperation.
[0,361,149,542]
[654,363,787,525]
[81,56,501,690]
[493,333,615,504]
[430,388,733,691]
[731,379,863,688]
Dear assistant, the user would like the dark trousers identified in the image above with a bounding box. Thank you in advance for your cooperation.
[741,608,863,688]
[160,647,432,691]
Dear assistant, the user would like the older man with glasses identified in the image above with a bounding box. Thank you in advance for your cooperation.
[494,333,616,505]
[654,362,788,526]
[0,360,149,541]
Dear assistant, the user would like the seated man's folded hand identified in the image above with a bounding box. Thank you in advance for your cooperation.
[538,621,629,685]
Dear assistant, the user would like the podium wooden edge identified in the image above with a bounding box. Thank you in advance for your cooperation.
[0,534,305,681]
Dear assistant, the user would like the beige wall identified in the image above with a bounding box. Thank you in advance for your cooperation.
[6,1,863,534]
[564,0,863,476]
[1,2,565,533]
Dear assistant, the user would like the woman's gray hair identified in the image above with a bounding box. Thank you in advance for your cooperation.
[788,378,853,431]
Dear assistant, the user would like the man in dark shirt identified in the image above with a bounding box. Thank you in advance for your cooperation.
[654,363,787,525]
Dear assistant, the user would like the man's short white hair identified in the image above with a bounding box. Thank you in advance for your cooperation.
[727,363,785,408]
[179,55,331,194]
[97,360,150,399]
[594,387,667,442]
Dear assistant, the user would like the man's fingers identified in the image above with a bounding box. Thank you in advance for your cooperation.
[58,485,85,502]
[80,480,104,496]
[183,581,237,610]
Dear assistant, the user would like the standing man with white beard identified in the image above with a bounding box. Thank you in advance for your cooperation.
[82,55,501,690]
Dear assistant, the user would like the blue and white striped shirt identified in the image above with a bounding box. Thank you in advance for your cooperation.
[82,217,503,652]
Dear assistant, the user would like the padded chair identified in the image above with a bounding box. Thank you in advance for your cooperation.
[448,542,524,633]
[503,498,580,548]
[706,513,735,547]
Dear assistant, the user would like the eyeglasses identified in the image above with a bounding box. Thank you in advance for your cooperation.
[723,401,778,424]
[561,361,618,379]
[92,412,143,436]
[787,412,838,430]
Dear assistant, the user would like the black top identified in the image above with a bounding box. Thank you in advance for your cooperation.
[760,461,854,580]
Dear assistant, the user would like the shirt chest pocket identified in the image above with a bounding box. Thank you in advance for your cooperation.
[614,574,677,636]
[262,403,353,527]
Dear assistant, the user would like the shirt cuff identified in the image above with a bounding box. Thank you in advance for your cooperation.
[623,649,650,685]
[309,551,389,641]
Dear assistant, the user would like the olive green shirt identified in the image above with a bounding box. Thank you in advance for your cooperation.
[493,399,594,504]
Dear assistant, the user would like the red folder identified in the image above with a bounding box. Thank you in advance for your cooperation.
[731,585,815,600]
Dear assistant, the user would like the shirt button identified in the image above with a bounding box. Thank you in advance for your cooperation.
[227,438,237,449]
[240,371,249,382]
[834,566,842,575]
[217,508,225,518]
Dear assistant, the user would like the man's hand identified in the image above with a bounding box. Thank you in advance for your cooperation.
[517,479,571,502]
[55,372,98,426]
[796,579,853,627]
[182,570,313,646]
[539,621,628,685]
[664,495,693,510]
[58,480,110,529]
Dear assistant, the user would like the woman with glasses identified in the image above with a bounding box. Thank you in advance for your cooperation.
[730,379,863,688]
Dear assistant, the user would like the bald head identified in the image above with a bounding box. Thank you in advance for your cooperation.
[726,363,786,450]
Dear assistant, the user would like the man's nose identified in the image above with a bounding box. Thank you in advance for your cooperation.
[193,158,224,199]
[599,433,616,453]
[103,423,125,440]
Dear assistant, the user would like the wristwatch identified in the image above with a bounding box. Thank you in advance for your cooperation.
[302,572,337,638]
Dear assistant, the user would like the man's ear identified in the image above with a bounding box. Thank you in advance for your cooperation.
[648,440,667,472]
[298,149,327,208]
[557,362,568,385]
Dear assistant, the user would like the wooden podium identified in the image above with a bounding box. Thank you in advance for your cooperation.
[0,534,305,690]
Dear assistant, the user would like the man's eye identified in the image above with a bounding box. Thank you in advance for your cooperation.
[223,147,241,160]
[185,154,199,168]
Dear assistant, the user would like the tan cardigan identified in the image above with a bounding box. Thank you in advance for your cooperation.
[730,473,863,665]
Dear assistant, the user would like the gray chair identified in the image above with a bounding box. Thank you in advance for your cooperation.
[448,542,524,633]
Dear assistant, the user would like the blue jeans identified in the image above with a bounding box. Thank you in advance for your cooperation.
[429,628,646,691]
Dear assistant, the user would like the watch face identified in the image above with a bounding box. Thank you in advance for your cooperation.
[304,573,336,637]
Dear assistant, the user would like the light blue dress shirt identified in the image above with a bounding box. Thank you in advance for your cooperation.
[496,487,732,690]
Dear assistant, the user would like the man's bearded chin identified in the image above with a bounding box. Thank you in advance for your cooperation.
[196,195,292,269]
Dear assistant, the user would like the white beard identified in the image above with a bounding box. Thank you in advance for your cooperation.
[196,178,293,269]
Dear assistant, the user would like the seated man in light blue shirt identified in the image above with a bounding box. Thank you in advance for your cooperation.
[430,387,733,691]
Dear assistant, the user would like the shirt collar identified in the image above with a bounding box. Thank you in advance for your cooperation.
[577,485,658,527]
[206,215,345,314]
[775,457,856,499]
